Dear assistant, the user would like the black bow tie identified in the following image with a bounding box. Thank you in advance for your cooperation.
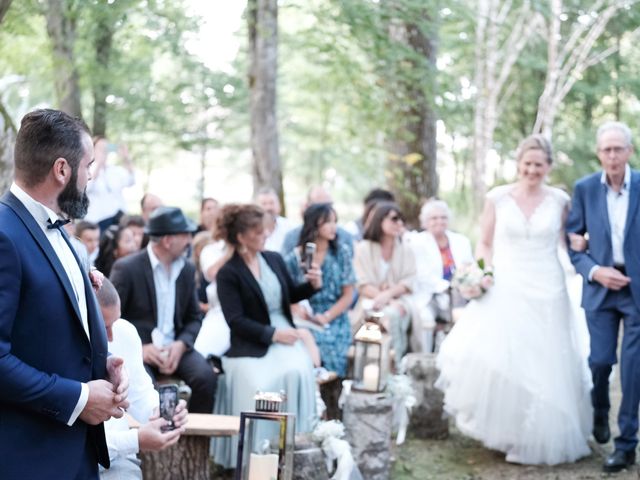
[47,218,71,230]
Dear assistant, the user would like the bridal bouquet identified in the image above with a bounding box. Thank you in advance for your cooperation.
[451,259,494,300]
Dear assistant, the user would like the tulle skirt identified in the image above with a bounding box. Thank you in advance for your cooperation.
[436,265,593,465]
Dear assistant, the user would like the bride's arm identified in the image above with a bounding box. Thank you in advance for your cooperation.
[475,198,496,267]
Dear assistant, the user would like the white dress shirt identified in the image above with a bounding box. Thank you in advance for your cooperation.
[9,183,89,425]
[264,215,294,252]
[85,164,134,223]
[603,164,630,266]
[147,244,185,346]
[104,319,159,463]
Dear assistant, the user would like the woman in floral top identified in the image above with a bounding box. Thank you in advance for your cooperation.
[285,203,355,377]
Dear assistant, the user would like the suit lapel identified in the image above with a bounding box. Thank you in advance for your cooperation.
[0,192,85,330]
[597,180,612,239]
[141,253,158,323]
[624,170,640,239]
[233,253,268,314]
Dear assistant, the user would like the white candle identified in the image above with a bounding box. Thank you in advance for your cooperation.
[362,363,380,391]
[248,453,279,480]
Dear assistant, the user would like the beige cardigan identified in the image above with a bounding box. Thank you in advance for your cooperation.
[352,239,423,352]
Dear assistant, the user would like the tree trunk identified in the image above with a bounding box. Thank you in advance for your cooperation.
[0,0,13,24]
[44,0,82,118]
[92,0,114,137]
[471,0,541,210]
[386,19,438,227]
[248,0,283,208]
[0,101,16,193]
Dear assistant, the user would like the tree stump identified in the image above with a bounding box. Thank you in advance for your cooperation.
[140,435,210,480]
[404,352,449,439]
[293,434,329,480]
[342,391,393,480]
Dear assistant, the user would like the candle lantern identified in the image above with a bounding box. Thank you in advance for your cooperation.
[235,391,295,480]
[352,321,391,392]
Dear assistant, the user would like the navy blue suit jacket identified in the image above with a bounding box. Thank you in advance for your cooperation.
[0,192,109,478]
[566,170,640,311]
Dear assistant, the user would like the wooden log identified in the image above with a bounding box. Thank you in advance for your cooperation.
[403,352,449,439]
[342,391,393,480]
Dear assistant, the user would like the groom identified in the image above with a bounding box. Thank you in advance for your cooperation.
[567,121,640,473]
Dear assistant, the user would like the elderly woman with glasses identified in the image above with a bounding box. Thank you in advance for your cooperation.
[353,201,420,366]
[406,199,474,351]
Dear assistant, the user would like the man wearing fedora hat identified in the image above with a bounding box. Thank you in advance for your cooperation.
[110,206,217,413]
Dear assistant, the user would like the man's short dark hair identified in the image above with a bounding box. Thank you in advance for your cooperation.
[14,109,91,188]
[96,278,120,308]
[363,188,395,205]
[75,220,99,237]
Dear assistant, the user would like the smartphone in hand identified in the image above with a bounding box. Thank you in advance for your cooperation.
[158,384,179,432]
[302,242,316,273]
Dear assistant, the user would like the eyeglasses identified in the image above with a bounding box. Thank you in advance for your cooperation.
[598,146,628,155]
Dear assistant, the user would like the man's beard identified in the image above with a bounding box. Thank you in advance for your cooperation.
[57,169,90,219]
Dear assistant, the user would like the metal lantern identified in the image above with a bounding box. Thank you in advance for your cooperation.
[235,391,295,480]
[352,321,391,392]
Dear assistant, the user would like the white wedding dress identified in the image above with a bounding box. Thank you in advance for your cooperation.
[436,185,592,465]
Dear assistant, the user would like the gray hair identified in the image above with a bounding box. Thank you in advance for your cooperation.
[419,199,452,229]
[597,121,632,147]
[96,278,120,308]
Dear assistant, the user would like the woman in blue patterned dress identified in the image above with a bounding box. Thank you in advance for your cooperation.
[285,203,356,377]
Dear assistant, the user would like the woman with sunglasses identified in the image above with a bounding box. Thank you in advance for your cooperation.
[353,201,419,366]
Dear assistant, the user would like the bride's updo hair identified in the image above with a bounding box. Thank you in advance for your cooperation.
[216,203,264,245]
[516,134,553,165]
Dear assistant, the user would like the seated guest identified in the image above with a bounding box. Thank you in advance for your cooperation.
[405,199,474,352]
[353,201,419,366]
[76,220,100,264]
[97,279,187,480]
[255,187,294,251]
[213,204,322,468]
[196,197,219,233]
[284,203,355,377]
[110,207,217,414]
[119,214,146,250]
[281,185,353,257]
[344,187,395,241]
[140,193,164,223]
[95,224,139,277]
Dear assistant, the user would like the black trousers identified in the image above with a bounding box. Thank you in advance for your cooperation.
[146,349,217,413]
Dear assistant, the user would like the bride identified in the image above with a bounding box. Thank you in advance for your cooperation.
[436,134,592,465]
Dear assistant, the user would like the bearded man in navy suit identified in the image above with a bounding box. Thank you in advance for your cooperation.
[0,109,129,479]
[567,121,640,473]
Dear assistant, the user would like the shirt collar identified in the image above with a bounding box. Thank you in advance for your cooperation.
[600,164,631,191]
[10,182,61,227]
[146,243,185,274]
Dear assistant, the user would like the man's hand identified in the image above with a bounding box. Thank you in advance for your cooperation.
[79,379,125,425]
[106,356,129,408]
[593,267,631,290]
[88,269,104,293]
[138,418,183,452]
[272,328,300,345]
[159,341,187,375]
[172,399,188,429]
[143,344,168,369]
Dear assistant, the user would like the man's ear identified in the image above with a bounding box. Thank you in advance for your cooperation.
[52,158,70,184]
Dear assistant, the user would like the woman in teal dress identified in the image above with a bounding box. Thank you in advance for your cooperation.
[212,204,322,469]
[284,203,355,377]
